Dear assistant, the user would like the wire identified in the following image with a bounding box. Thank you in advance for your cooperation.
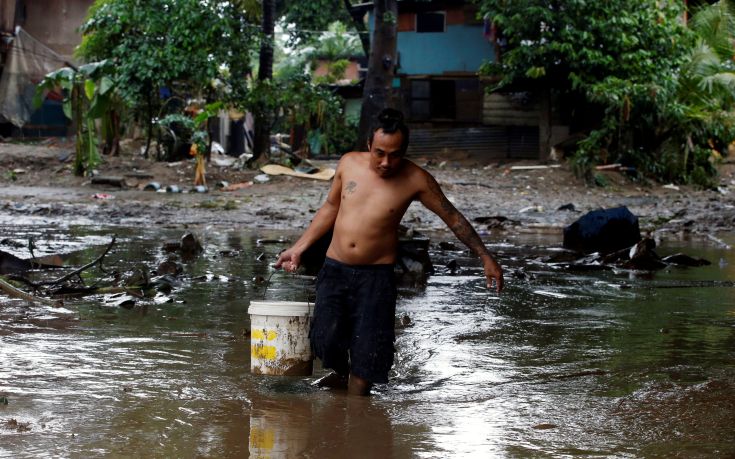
[281,28,370,35]
[1,46,71,65]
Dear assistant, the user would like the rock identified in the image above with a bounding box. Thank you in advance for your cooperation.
[438,241,460,251]
[151,274,181,293]
[446,259,459,274]
[143,181,161,191]
[180,233,203,257]
[473,215,516,229]
[563,206,641,253]
[510,267,534,280]
[124,267,150,287]
[558,203,576,211]
[156,260,182,276]
[166,185,181,193]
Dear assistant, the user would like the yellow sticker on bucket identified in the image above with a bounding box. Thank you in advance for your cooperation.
[251,344,277,360]
[249,426,275,450]
[252,329,277,341]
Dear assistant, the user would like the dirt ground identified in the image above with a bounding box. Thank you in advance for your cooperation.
[0,138,733,243]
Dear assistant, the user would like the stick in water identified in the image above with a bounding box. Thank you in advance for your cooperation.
[0,277,63,307]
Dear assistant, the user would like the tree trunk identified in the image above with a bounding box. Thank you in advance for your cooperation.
[357,0,398,150]
[250,0,276,166]
[143,89,153,160]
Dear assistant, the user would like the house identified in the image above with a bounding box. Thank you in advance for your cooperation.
[0,0,94,136]
[362,0,566,159]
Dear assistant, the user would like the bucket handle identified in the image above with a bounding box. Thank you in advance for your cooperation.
[260,269,314,308]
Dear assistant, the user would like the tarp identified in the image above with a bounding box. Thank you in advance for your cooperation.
[0,26,71,127]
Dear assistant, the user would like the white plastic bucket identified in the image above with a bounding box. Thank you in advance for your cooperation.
[248,301,314,376]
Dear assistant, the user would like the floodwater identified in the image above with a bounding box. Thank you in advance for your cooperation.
[1,225,734,458]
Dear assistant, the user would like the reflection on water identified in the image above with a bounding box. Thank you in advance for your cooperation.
[0,227,734,457]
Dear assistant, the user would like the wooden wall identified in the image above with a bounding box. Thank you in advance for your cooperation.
[482,92,540,127]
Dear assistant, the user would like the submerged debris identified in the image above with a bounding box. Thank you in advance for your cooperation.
[2,418,31,433]
[547,236,711,272]
[563,206,640,253]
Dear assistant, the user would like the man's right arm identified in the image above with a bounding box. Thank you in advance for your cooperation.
[274,157,344,272]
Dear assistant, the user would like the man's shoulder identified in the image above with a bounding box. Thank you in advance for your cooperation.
[337,151,370,171]
[340,151,369,160]
[402,159,431,181]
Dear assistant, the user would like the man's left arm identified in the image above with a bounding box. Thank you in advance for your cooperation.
[417,171,504,292]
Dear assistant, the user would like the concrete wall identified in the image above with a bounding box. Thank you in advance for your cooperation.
[21,0,93,60]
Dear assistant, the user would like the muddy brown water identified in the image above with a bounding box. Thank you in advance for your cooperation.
[1,226,734,458]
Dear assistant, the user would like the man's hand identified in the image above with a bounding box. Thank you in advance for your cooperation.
[482,256,504,293]
[275,248,301,273]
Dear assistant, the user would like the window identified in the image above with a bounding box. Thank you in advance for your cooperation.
[416,12,445,33]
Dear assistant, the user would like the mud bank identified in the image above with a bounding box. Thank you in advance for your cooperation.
[0,141,733,240]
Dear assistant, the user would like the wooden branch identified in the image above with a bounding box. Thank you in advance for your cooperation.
[50,285,143,298]
[0,277,63,307]
[44,236,117,286]
[4,274,41,290]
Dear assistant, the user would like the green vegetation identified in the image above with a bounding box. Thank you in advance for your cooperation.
[34,0,362,171]
[34,61,120,175]
[478,0,735,186]
[71,0,257,164]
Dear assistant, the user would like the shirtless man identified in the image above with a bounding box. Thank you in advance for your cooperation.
[275,109,503,395]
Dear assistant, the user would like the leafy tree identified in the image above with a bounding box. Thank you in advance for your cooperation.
[276,21,362,83]
[77,0,257,157]
[477,0,735,184]
[281,1,370,57]
[280,0,398,151]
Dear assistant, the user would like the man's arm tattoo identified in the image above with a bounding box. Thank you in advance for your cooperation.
[346,181,357,194]
[428,177,487,257]
[449,216,488,257]
[427,177,454,213]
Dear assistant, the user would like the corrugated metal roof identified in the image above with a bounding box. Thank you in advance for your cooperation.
[406,125,539,159]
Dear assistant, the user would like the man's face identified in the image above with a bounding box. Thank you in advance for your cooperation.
[369,129,404,178]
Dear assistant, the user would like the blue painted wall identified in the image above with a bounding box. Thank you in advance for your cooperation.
[397,25,495,75]
[368,13,496,75]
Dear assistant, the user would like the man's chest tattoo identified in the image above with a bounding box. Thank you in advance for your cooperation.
[345,181,357,194]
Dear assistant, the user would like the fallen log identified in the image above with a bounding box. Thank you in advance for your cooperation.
[0,277,63,307]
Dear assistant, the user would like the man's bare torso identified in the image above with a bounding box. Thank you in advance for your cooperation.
[326,152,422,265]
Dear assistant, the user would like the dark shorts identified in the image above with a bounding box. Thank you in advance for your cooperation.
[310,257,397,384]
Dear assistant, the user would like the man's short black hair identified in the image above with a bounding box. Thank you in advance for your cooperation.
[369,108,410,154]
